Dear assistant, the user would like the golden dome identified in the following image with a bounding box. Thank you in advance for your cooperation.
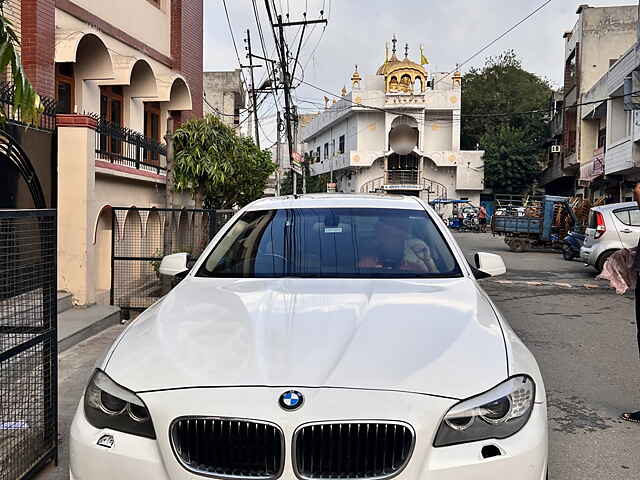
[376,38,428,94]
[377,38,427,77]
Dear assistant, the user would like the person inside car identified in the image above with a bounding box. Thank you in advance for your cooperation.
[358,217,438,273]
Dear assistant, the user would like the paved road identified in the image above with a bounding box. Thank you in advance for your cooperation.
[456,232,640,480]
[42,233,639,480]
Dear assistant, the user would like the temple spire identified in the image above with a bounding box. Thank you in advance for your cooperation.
[391,35,397,55]
[404,43,409,58]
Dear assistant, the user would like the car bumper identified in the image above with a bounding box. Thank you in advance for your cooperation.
[580,245,594,264]
[70,388,548,480]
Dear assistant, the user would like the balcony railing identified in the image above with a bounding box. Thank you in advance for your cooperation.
[0,81,57,130]
[385,169,420,186]
[91,114,167,175]
[361,175,448,201]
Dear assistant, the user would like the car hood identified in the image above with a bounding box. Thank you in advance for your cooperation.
[105,277,508,400]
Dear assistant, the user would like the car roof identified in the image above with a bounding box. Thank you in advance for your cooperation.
[592,201,637,212]
[245,194,426,211]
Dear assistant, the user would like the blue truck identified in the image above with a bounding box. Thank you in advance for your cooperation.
[491,195,578,252]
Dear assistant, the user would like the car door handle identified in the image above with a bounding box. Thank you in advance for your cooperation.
[621,229,633,234]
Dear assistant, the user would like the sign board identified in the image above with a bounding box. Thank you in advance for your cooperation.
[327,182,337,193]
[291,152,303,175]
[383,184,420,191]
[579,147,605,182]
[290,162,302,175]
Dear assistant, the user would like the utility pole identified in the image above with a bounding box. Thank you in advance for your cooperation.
[277,14,296,192]
[269,7,327,195]
[276,111,282,196]
[244,30,261,148]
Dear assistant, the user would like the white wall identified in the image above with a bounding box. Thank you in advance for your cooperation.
[423,111,453,151]
[71,0,172,56]
[357,112,385,152]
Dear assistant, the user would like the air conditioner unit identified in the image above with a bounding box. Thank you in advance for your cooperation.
[551,145,562,154]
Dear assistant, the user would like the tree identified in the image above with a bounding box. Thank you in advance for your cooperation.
[461,51,552,193]
[482,125,543,194]
[173,115,276,209]
[0,1,41,122]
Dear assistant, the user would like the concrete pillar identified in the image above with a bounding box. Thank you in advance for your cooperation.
[57,114,97,306]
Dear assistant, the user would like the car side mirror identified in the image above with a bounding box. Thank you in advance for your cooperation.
[159,252,189,278]
[474,252,506,278]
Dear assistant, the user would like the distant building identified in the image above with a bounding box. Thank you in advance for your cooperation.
[203,70,246,130]
[578,6,640,203]
[542,4,638,198]
[267,113,318,195]
[300,37,484,205]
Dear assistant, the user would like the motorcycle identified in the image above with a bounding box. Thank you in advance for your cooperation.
[562,231,585,261]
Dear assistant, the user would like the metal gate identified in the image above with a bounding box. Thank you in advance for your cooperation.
[0,209,58,480]
[111,207,234,316]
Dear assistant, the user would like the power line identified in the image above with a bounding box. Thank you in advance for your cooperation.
[297,77,640,126]
[222,0,249,91]
[434,0,553,87]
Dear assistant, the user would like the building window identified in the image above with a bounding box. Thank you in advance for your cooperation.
[316,146,321,162]
[324,142,329,160]
[331,139,336,156]
[339,135,345,154]
[55,63,75,114]
[598,128,606,151]
[144,102,161,165]
[99,86,124,155]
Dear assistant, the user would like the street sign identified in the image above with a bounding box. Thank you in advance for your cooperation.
[291,152,303,175]
[327,182,337,193]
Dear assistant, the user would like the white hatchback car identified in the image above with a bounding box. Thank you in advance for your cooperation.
[581,202,640,272]
[70,194,548,480]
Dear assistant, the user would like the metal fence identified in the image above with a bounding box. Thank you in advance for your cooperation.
[0,209,57,480]
[0,82,57,131]
[111,207,234,316]
[92,114,167,175]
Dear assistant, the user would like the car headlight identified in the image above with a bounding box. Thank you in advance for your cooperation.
[84,370,156,439]
[433,375,535,447]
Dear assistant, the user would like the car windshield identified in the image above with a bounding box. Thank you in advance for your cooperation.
[197,208,461,278]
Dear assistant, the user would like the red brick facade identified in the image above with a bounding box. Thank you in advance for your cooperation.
[20,0,202,118]
[171,0,204,119]
[56,114,98,129]
[22,0,55,98]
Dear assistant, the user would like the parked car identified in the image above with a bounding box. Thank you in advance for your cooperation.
[581,201,640,272]
[70,194,548,480]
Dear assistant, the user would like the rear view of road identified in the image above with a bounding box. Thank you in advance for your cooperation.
[455,232,639,480]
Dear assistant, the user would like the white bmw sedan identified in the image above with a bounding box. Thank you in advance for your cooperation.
[70,194,548,480]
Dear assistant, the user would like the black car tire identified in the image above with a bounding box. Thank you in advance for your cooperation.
[595,249,617,273]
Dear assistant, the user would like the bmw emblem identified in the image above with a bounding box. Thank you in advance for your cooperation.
[279,390,304,411]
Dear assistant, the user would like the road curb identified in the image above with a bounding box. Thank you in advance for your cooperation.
[490,279,611,291]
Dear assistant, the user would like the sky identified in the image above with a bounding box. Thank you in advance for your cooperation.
[204,0,637,145]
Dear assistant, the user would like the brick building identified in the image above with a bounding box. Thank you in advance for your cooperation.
[11,0,204,306]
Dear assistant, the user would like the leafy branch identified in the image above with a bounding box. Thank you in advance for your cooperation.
[0,5,43,124]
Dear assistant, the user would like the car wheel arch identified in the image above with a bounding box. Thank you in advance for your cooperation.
[595,249,618,273]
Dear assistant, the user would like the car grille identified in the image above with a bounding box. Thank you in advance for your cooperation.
[170,417,284,479]
[293,422,415,479]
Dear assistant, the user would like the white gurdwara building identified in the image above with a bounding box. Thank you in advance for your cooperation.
[301,38,485,204]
